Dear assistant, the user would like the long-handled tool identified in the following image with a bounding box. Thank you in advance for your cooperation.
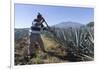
[43,17,55,33]
[44,19,50,29]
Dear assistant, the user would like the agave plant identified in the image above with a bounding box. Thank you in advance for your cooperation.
[46,26,94,61]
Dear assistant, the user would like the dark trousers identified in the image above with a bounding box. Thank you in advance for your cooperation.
[29,33,45,58]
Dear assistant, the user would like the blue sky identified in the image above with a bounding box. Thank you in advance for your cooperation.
[15,3,94,28]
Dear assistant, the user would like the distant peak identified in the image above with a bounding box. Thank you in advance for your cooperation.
[53,21,84,29]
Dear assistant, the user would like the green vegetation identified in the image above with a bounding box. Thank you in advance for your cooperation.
[44,26,94,61]
[15,22,94,65]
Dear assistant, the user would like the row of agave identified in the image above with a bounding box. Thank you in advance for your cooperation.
[44,26,94,61]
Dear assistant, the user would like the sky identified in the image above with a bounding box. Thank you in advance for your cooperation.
[15,3,94,28]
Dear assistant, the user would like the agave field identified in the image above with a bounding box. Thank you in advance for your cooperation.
[44,26,94,61]
[15,25,94,65]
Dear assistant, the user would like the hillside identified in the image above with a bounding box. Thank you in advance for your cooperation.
[15,28,29,41]
[86,22,94,27]
[15,34,68,65]
[53,21,83,28]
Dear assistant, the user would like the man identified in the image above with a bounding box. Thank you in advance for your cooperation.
[29,13,46,59]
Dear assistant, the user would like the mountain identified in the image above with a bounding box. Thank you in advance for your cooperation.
[53,21,84,29]
[86,22,94,27]
[15,28,29,41]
